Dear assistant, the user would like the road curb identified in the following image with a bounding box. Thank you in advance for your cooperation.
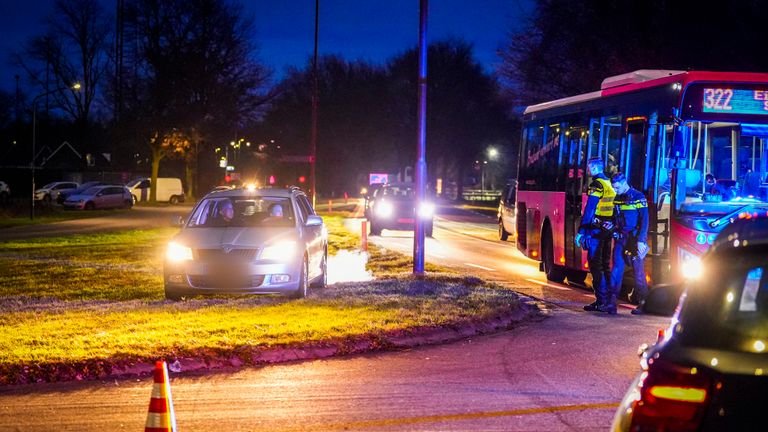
[107,298,544,381]
[1,299,544,385]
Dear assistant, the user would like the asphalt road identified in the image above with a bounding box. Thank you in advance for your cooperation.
[0,200,669,431]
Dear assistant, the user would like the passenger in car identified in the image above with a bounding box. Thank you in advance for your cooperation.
[218,199,235,222]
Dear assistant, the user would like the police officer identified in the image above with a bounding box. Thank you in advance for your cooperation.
[575,157,616,313]
[610,172,650,315]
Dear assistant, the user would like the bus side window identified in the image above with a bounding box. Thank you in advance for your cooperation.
[601,115,622,177]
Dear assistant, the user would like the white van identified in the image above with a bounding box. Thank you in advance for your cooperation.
[126,177,185,204]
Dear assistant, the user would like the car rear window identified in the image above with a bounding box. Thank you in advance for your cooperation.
[678,246,768,351]
[187,196,295,228]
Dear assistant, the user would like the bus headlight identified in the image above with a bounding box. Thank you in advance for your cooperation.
[680,250,702,279]
[418,203,435,218]
[376,201,394,218]
[166,242,193,262]
[261,241,297,260]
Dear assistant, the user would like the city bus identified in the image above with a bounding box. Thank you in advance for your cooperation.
[515,70,768,295]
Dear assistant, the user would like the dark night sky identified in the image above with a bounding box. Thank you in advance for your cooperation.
[0,0,533,94]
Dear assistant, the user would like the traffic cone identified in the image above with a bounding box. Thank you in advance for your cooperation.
[145,360,178,432]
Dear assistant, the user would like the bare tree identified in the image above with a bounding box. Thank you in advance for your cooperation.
[126,0,271,200]
[14,0,110,129]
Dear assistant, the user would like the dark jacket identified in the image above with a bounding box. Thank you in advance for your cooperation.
[613,187,649,243]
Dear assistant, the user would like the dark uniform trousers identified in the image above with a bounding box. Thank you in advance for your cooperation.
[586,228,612,305]
[609,188,650,305]
[610,236,648,303]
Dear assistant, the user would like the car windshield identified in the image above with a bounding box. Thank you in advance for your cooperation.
[42,182,57,189]
[187,196,295,228]
[126,179,142,188]
[678,246,768,352]
[383,185,416,200]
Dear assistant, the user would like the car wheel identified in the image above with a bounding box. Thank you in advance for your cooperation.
[542,227,566,283]
[123,199,133,209]
[311,248,328,288]
[369,220,382,236]
[169,195,179,205]
[43,194,52,205]
[291,256,309,299]
[498,218,509,241]
[84,201,95,211]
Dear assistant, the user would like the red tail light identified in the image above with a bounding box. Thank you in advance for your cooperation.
[630,359,712,431]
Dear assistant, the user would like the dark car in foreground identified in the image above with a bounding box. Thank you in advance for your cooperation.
[612,216,768,431]
[366,183,434,237]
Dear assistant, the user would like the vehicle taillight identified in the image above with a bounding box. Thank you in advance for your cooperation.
[630,359,712,431]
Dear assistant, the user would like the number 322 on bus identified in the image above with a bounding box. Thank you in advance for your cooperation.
[703,87,768,112]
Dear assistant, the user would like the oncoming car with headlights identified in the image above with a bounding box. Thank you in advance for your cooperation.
[164,187,327,300]
[366,183,434,237]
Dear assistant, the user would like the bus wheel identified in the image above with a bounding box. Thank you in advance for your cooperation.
[567,270,588,286]
[498,218,509,241]
[542,228,566,283]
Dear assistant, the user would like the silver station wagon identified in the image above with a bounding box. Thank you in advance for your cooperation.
[164,186,327,299]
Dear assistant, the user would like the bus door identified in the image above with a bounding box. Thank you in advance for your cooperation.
[564,128,587,270]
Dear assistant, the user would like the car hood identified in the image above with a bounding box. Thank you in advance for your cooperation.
[172,227,298,249]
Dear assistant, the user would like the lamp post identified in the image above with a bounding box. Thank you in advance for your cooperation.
[30,82,81,220]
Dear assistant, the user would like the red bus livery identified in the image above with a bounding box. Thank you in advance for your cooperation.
[516,70,768,293]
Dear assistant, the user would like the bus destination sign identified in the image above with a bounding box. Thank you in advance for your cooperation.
[702,87,768,115]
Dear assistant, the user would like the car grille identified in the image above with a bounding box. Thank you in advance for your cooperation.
[188,274,265,289]
[195,248,259,261]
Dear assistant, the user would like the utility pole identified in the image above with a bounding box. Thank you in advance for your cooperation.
[413,0,428,275]
[309,0,319,207]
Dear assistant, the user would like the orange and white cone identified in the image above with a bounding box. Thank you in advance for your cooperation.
[145,360,177,432]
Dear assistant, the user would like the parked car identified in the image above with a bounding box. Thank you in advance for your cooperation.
[612,216,768,431]
[163,186,327,300]
[63,185,133,210]
[366,183,434,237]
[126,177,184,204]
[34,181,79,203]
[56,181,106,204]
[0,181,10,205]
[497,182,516,241]
[362,183,385,218]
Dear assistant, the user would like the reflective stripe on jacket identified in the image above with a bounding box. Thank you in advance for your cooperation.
[613,187,649,243]
[590,177,616,217]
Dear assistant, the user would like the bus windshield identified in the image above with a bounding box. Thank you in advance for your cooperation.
[671,121,768,216]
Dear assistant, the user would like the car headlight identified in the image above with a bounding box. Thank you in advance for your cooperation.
[166,242,193,262]
[680,249,702,279]
[376,201,394,218]
[418,203,435,218]
[261,241,297,260]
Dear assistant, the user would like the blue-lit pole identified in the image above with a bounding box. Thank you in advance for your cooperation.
[414,0,428,275]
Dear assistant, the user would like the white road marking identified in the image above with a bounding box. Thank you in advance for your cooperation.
[429,252,446,259]
[525,278,571,291]
[464,262,495,271]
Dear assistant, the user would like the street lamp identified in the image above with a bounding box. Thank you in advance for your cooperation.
[30,82,81,220]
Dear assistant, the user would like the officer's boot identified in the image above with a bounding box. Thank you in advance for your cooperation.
[631,301,646,315]
[598,295,618,315]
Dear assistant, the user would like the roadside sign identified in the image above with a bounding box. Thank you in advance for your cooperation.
[280,155,315,163]
[369,173,388,185]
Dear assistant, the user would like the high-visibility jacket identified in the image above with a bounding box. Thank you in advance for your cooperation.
[579,174,615,234]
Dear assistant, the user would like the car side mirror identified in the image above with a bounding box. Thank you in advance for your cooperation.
[170,216,185,227]
[306,215,323,227]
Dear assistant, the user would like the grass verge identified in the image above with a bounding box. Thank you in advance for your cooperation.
[0,214,530,384]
